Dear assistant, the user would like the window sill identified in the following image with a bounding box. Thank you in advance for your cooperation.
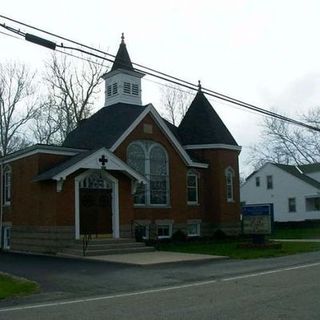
[187,234,200,237]
[157,235,171,239]
[2,202,11,207]
[187,202,200,207]
[133,205,171,209]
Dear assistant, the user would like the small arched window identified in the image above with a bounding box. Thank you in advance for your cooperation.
[127,141,169,206]
[3,165,11,205]
[225,167,235,202]
[187,170,199,205]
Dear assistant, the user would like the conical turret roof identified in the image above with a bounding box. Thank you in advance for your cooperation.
[178,89,238,146]
[111,33,134,72]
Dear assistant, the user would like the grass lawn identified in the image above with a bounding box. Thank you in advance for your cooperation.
[271,226,320,239]
[0,273,39,300]
[159,240,320,259]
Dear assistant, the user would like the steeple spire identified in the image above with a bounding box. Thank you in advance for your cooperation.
[198,80,202,91]
[110,34,134,72]
[102,34,145,107]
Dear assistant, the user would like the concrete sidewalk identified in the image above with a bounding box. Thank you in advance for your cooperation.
[272,239,320,242]
[85,251,227,265]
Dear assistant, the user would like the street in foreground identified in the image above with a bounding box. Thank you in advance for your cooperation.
[0,252,320,319]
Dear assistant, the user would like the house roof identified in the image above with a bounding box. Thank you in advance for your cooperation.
[0,144,86,164]
[63,103,147,149]
[273,163,320,189]
[33,150,94,181]
[298,163,320,174]
[110,35,134,72]
[62,102,208,168]
[178,90,238,146]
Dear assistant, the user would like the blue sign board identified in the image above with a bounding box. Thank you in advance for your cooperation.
[241,204,273,235]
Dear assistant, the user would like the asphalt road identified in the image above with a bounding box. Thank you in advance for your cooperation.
[1,251,320,319]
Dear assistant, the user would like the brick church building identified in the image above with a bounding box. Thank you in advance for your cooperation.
[0,36,241,253]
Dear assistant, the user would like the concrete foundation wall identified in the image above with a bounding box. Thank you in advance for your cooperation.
[10,225,75,254]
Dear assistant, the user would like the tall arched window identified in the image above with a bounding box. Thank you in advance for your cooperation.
[127,141,169,206]
[3,165,11,205]
[225,167,234,202]
[187,170,199,205]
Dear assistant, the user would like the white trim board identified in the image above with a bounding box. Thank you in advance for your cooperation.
[52,147,147,184]
[184,144,242,151]
[1,146,85,164]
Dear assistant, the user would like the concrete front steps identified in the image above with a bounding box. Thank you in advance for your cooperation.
[60,238,155,257]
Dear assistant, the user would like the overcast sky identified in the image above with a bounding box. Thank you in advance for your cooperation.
[2,0,320,176]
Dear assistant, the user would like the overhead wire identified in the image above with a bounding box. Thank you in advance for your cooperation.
[1,14,320,132]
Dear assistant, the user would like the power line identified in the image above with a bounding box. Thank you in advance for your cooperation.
[1,14,320,132]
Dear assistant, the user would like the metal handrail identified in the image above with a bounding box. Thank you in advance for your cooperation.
[82,233,92,256]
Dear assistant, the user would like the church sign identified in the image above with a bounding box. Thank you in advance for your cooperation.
[241,204,273,235]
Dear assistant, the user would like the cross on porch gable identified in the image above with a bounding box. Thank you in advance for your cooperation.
[98,155,108,166]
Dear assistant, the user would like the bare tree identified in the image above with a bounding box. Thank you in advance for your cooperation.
[247,110,320,169]
[0,62,38,156]
[160,85,193,126]
[33,53,105,144]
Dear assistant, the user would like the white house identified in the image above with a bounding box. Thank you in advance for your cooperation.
[241,163,320,222]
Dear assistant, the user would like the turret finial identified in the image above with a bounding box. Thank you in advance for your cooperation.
[198,80,202,91]
[121,33,125,43]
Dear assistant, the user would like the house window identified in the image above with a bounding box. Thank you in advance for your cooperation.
[267,175,273,189]
[225,167,234,202]
[112,82,118,95]
[255,177,260,187]
[123,82,131,94]
[135,225,149,240]
[187,223,200,237]
[3,166,11,205]
[157,224,172,239]
[2,226,11,250]
[288,198,296,212]
[187,171,199,204]
[306,197,320,211]
[127,141,169,206]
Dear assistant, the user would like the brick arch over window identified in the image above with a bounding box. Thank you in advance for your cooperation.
[225,166,235,202]
[127,140,169,206]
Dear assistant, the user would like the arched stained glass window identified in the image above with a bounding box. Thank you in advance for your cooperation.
[79,172,112,189]
[150,145,168,204]
[127,141,169,206]
[127,143,145,174]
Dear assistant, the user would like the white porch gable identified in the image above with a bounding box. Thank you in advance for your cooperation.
[52,147,147,184]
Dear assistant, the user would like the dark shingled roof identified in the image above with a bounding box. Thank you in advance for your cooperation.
[63,103,147,149]
[111,39,134,72]
[273,163,320,189]
[178,90,238,146]
[162,118,182,143]
[33,150,94,181]
[298,163,320,174]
